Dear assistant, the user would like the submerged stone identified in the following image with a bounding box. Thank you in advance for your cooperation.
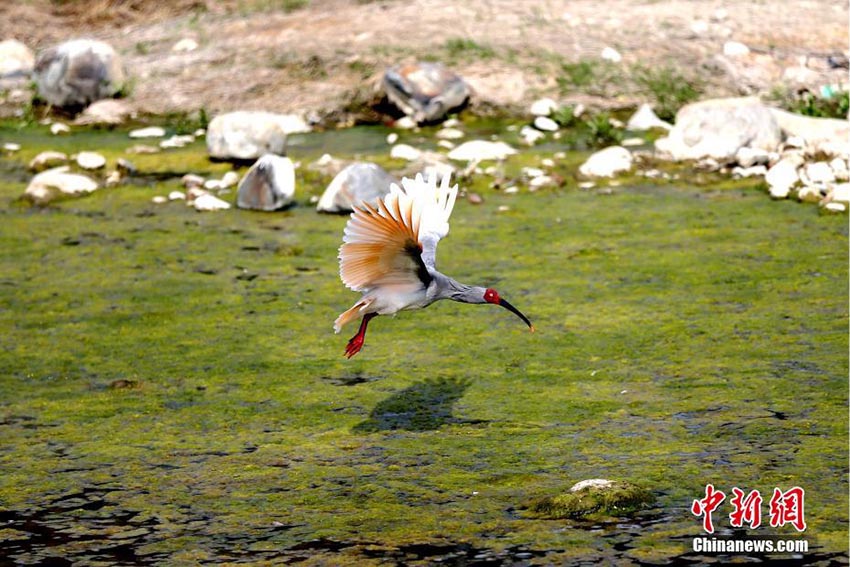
[528,479,653,520]
[236,154,295,211]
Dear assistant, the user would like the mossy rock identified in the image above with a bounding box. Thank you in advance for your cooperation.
[528,479,654,520]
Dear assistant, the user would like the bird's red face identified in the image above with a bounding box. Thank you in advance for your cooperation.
[484,288,500,304]
[483,287,534,332]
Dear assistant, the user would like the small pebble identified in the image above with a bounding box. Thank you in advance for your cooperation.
[129,126,166,139]
[50,123,70,135]
[168,191,186,201]
[3,142,21,152]
[182,173,205,188]
[467,193,484,204]
[386,132,399,145]
[152,196,167,204]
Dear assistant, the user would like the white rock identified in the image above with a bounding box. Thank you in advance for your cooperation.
[579,146,633,177]
[317,162,397,213]
[50,123,70,135]
[732,165,767,178]
[386,132,399,145]
[529,175,555,188]
[723,41,750,57]
[655,97,782,162]
[571,479,614,492]
[74,99,134,126]
[24,166,98,204]
[204,179,223,190]
[168,191,186,201]
[394,116,416,129]
[530,98,559,116]
[712,8,728,21]
[804,162,836,185]
[437,140,455,149]
[578,181,596,189]
[522,167,545,178]
[75,151,106,170]
[152,196,167,204]
[172,38,198,53]
[601,47,622,63]
[829,183,850,204]
[796,185,823,203]
[765,159,799,199]
[626,104,672,131]
[533,116,559,132]
[503,186,519,194]
[735,146,770,168]
[690,20,710,35]
[769,109,850,154]
[236,154,295,211]
[436,127,464,140]
[520,125,545,145]
[186,187,208,201]
[3,142,21,152]
[390,144,422,161]
[541,158,555,167]
[829,158,848,181]
[221,171,240,189]
[160,134,194,149]
[0,39,34,79]
[193,193,231,211]
[182,173,205,188]
[34,39,124,107]
[823,202,846,212]
[104,170,121,187]
[29,151,67,171]
[129,126,166,139]
[448,140,517,161]
[206,111,310,160]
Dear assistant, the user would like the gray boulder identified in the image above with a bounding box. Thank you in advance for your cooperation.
[654,97,782,162]
[383,62,470,124]
[34,39,125,108]
[206,111,310,160]
[236,154,295,211]
[317,162,397,213]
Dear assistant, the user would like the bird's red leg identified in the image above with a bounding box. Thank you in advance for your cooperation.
[345,313,377,358]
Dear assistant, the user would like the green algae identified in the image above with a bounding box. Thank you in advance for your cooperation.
[529,481,654,520]
[0,119,848,564]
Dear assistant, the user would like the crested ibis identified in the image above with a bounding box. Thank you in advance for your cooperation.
[334,172,533,358]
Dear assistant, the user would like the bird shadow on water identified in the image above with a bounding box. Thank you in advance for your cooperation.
[353,377,482,433]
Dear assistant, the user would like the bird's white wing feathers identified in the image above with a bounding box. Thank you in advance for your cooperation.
[338,172,458,292]
[395,172,457,269]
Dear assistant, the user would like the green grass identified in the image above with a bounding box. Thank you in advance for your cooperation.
[632,64,702,122]
[0,121,847,563]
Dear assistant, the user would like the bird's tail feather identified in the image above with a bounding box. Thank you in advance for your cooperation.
[334,299,371,333]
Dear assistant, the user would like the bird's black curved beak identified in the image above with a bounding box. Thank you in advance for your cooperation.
[499,298,534,332]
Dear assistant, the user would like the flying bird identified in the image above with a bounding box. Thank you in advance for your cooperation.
[334,172,533,358]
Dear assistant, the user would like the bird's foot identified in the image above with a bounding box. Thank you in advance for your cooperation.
[345,333,365,358]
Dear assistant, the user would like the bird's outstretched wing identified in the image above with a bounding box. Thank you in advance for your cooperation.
[398,172,457,269]
[338,172,457,292]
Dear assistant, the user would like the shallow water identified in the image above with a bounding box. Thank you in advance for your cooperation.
[0,120,847,565]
